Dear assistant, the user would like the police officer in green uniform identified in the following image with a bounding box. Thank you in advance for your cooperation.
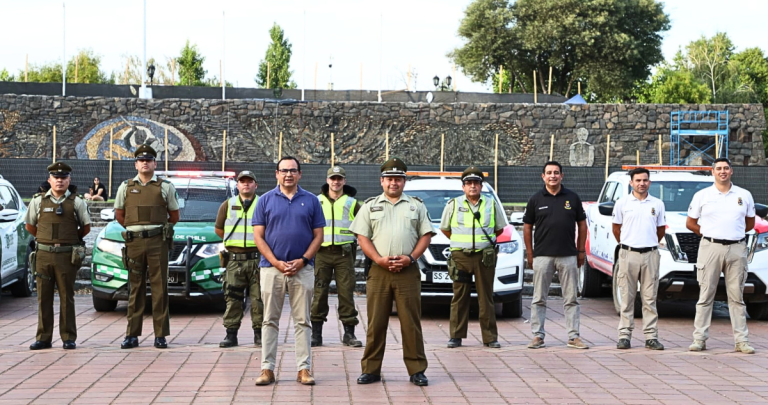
[215,170,263,348]
[350,158,434,387]
[441,167,506,349]
[114,144,180,349]
[25,162,91,350]
[311,166,362,347]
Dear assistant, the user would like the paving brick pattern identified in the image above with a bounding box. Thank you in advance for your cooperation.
[1,295,768,404]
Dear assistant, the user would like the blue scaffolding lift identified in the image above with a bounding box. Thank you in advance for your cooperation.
[670,110,729,166]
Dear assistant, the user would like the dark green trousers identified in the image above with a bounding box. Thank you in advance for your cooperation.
[35,250,78,342]
[361,263,427,376]
[125,234,170,337]
[311,245,359,325]
[222,257,263,330]
[449,250,498,343]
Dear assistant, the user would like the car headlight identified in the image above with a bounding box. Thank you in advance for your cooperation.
[196,243,225,258]
[498,240,519,254]
[755,233,768,253]
[96,236,124,257]
[659,234,670,251]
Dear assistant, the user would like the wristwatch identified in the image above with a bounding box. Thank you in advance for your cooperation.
[301,256,310,266]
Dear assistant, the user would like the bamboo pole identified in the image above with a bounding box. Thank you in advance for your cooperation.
[547,66,552,94]
[331,132,335,167]
[266,62,271,88]
[549,134,554,160]
[52,126,56,163]
[221,130,227,171]
[164,128,169,171]
[108,128,113,198]
[499,65,504,93]
[440,133,445,171]
[385,131,389,160]
[24,54,28,82]
[658,134,662,164]
[715,137,719,158]
[75,55,79,83]
[278,132,283,158]
[533,71,538,104]
[636,150,640,165]
[494,133,499,193]
[171,59,176,85]
[605,134,610,180]
[578,81,581,95]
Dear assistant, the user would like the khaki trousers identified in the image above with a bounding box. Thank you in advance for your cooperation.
[616,249,660,339]
[449,250,497,343]
[311,246,359,325]
[125,234,170,338]
[35,250,79,342]
[260,265,314,372]
[361,263,427,376]
[693,239,749,343]
[222,258,263,330]
[531,255,580,340]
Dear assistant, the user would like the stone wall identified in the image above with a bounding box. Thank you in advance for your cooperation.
[0,94,764,166]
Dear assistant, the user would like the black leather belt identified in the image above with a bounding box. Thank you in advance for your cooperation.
[703,236,745,245]
[230,251,259,261]
[319,245,345,252]
[125,227,163,239]
[620,244,657,253]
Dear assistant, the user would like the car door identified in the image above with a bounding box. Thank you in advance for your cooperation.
[588,181,618,273]
[603,180,627,275]
[0,185,21,279]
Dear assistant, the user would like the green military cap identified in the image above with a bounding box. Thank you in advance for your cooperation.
[47,161,72,178]
[134,144,157,160]
[237,170,257,181]
[327,166,346,178]
[461,166,484,182]
[380,158,407,177]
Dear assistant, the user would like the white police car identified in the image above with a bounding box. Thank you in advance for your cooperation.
[0,175,36,302]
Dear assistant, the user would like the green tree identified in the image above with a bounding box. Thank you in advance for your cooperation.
[732,47,768,105]
[66,49,111,83]
[0,68,14,81]
[684,33,735,102]
[177,40,207,86]
[636,65,711,104]
[23,62,63,83]
[255,23,297,89]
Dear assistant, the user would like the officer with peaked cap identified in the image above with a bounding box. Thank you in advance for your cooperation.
[215,170,263,348]
[440,166,506,349]
[311,166,362,348]
[114,144,180,349]
[350,158,435,386]
[25,162,91,350]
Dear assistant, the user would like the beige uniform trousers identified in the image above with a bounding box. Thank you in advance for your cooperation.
[693,239,749,343]
[531,255,580,340]
[260,265,314,372]
[616,248,660,339]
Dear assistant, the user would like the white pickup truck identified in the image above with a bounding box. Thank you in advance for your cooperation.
[581,167,768,319]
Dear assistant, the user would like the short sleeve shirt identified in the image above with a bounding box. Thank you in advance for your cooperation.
[349,193,435,257]
[26,189,91,227]
[439,196,506,233]
[612,193,666,248]
[522,186,586,257]
[252,185,326,267]
[114,174,180,231]
[688,184,755,240]
[90,183,106,197]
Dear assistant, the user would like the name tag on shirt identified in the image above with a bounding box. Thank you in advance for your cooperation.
[458,207,468,212]
[130,189,140,194]
[43,207,54,212]
[231,206,241,210]
[371,206,383,212]
[538,206,549,210]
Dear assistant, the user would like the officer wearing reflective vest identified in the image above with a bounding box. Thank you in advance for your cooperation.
[25,162,91,350]
[440,166,506,349]
[214,170,263,348]
[114,144,180,350]
[310,166,362,347]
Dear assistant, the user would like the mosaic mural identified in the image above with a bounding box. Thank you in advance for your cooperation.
[75,116,198,161]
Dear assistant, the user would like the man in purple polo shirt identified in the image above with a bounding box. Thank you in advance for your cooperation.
[252,156,325,386]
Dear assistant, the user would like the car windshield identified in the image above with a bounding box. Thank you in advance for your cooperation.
[641,181,712,212]
[176,186,230,222]
[406,190,496,221]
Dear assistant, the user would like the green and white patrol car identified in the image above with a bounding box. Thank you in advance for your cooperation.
[90,171,236,311]
[0,175,36,302]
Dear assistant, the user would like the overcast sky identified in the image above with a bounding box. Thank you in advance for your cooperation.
[1,0,766,93]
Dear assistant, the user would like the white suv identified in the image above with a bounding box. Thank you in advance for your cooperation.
[0,175,36,302]
[582,168,768,319]
[404,175,524,317]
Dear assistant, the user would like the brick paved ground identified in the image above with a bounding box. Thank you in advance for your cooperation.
[1,294,768,405]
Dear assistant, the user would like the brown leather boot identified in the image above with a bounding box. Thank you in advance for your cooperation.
[254,369,275,386]
[297,369,315,385]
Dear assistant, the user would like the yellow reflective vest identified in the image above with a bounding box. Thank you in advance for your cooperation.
[449,195,495,251]
[223,195,258,248]
[319,193,357,246]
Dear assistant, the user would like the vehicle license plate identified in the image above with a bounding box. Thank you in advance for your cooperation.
[168,272,185,284]
[432,271,452,283]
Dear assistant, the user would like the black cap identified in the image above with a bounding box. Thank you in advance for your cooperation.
[47,162,72,178]
[380,158,407,177]
[134,144,157,160]
[461,166,484,182]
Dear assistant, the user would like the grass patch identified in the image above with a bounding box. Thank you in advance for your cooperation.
[502,202,527,207]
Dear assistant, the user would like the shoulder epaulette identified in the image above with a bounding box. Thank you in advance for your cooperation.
[364,196,376,204]
[410,196,424,203]
[32,193,42,199]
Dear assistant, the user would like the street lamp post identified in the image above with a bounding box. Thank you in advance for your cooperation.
[433,75,453,91]
[147,64,155,86]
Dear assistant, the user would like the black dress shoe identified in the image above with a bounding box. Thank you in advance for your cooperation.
[62,340,77,350]
[121,336,139,349]
[484,341,501,349]
[356,373,381,384]
[447,338,462,348]
[410,372,429,386]
[154,337,168,349]
[29,341,52,350]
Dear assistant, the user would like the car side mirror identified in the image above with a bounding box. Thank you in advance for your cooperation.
[756,203,768,218]
[598,202,614,216]
[0,209,18,222]
[509,212,524,226]
[100,208,115,221]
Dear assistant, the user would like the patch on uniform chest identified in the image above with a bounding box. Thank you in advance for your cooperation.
[738,197,743,206]
[130,189,141,194]
[231,205,242,210]
[410,205,416,211]
[43,207,54,213]
[370,206,383,212]
[650,207,656,216]
[458,207,468,212]
[564,200,571,210]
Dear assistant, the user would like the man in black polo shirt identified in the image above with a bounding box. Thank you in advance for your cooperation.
[523,161,588,349]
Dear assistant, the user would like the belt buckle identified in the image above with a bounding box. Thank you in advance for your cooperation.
[54,244,61,247]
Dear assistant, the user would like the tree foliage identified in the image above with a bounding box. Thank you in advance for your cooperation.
[66,49,111,83]
[177,40,207,86]
[0,69,14,82]
[636,65,711,104]
[255,23,297,89]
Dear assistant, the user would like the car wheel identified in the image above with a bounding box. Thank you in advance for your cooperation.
[11,249,34,298]
[501,297,523,318]
[746,302,768,320]
[579,261,603,298]
[92,295,118,312]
